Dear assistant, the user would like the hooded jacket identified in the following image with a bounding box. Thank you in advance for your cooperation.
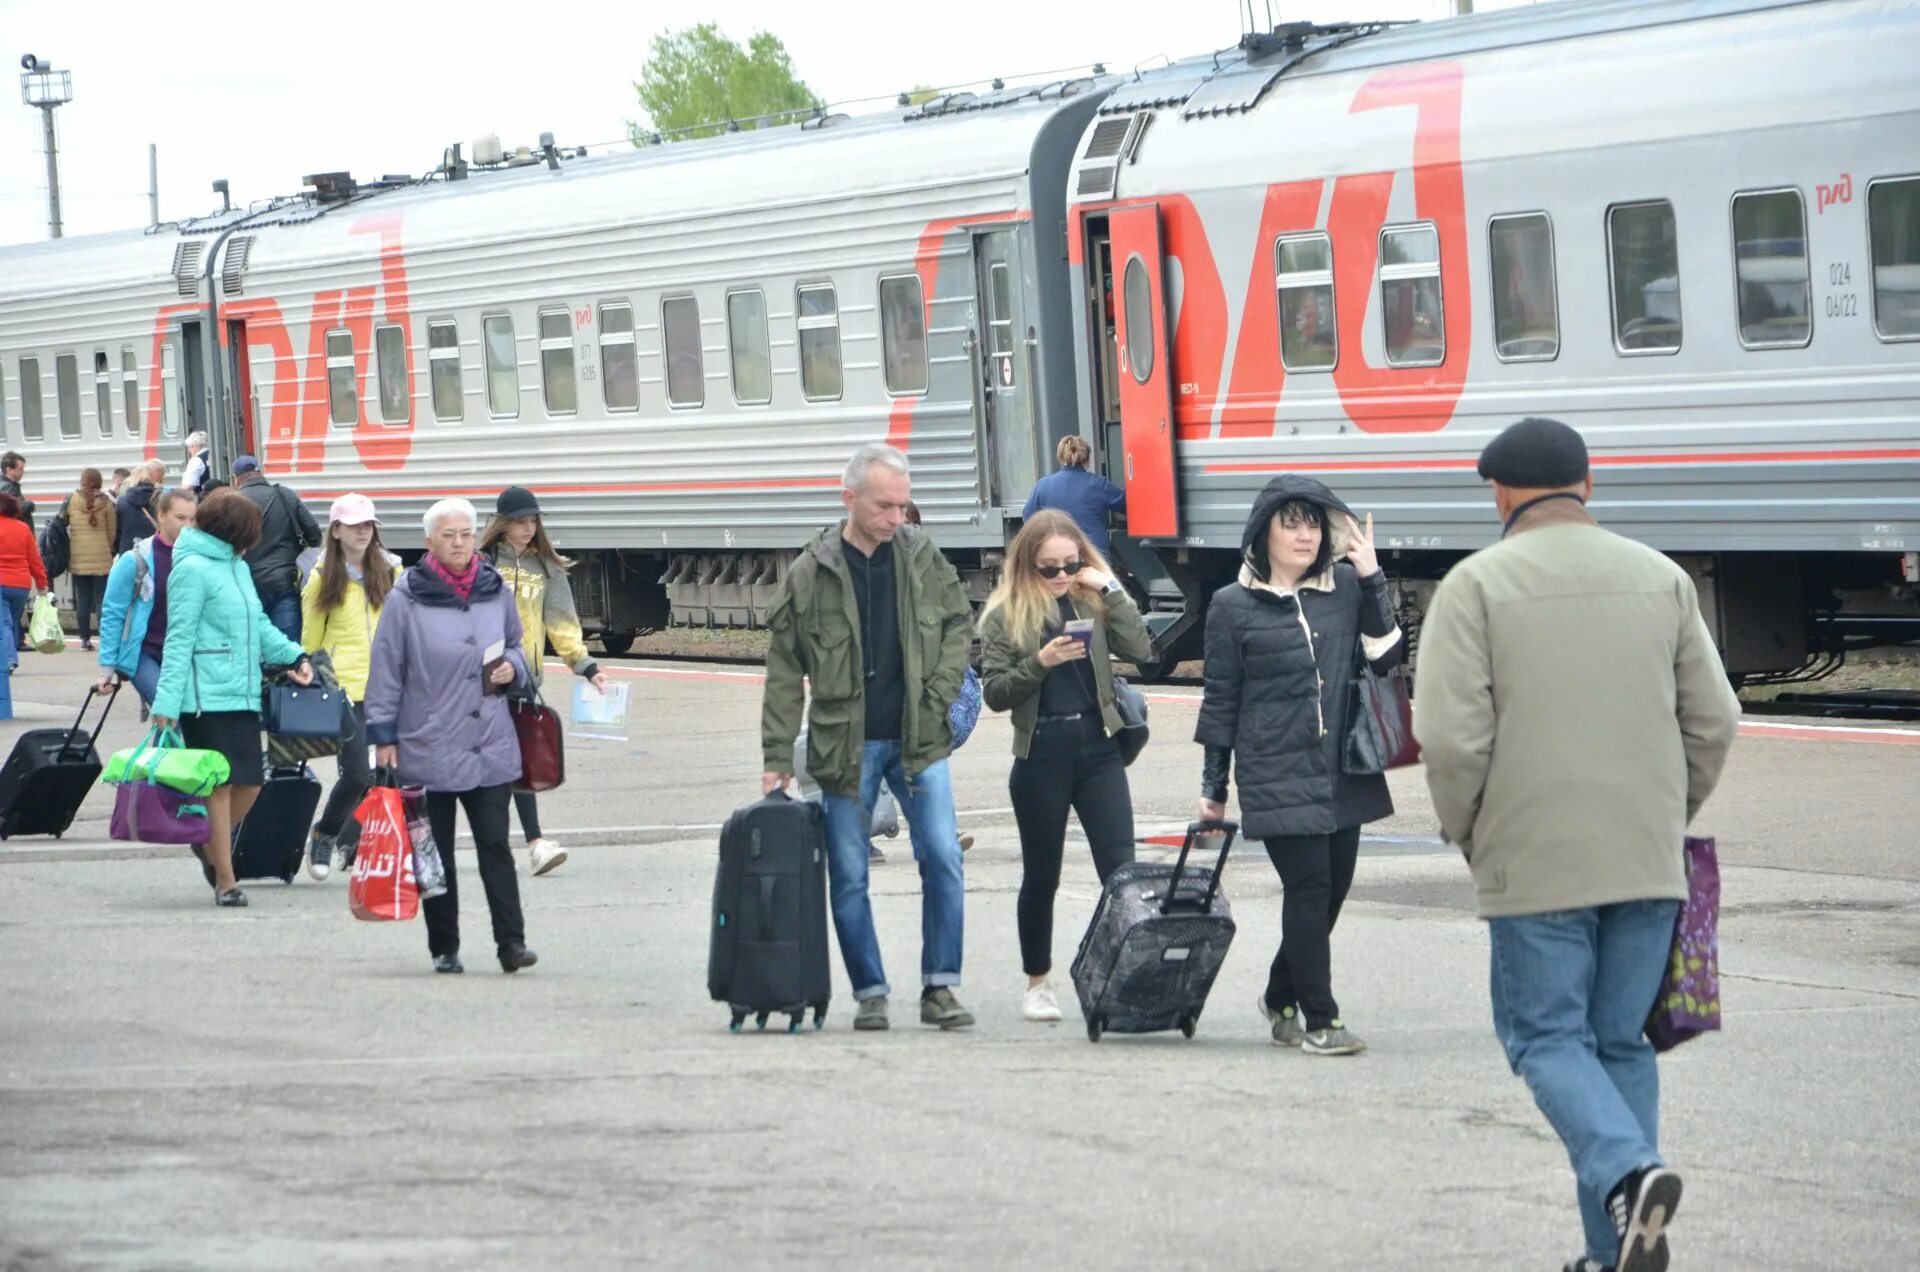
[1194,475,1402,839]
[61,491,118,577]
[489,542,598,690]
[362,558,530,793]
[149,528,309,720]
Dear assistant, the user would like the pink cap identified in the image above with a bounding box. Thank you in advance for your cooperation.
[329,493,381,526]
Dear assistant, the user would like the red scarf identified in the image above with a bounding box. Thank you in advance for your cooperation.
[423,552,480,603]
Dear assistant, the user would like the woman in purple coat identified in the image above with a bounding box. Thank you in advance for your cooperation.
[364,498,537,975]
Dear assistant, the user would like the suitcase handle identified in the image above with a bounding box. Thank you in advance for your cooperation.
[60,681,118,761]
[758,874,778,940]
[1161,819,1238,916]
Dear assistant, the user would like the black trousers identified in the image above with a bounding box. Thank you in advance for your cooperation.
[314,703,371,844]
[1263,825,1362,1030]
[513,789,543,841]
[1011,715,1136,977]
[422,784,524,958]
[71,573,107,643]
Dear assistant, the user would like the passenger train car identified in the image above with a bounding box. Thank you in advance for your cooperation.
[2,0,1915,676]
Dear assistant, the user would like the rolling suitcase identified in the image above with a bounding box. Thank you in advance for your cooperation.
[1070,819,1239,1042]
[708,791,832,1033]
[0,684,117,839]
[228,762,322,884]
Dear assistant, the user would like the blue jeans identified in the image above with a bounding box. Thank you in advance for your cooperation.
[3,586,28,651]
[131,651,163,706]
[260,590,302,646]
[1489,900,1680,1268]
[820,740,965,1001]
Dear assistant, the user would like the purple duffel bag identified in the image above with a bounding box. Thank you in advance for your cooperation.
[109,779,211,846]
[1646,836,1722,1052]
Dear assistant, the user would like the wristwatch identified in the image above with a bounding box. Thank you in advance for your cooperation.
[1101,578,1125,597]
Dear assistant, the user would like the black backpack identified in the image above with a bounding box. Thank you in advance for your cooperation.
[38,514,69,580]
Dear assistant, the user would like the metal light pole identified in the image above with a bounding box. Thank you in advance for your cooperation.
[19,55,73,240]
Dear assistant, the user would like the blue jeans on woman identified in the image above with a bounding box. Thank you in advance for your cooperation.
[819,740,965,1002]
[2,586,29,652]
[1488,899,1681,1269]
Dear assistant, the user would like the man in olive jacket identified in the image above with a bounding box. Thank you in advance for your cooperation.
[760,444,976,1032]
[1414,418,1741,1272]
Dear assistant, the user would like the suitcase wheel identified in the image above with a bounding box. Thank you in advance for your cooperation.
[754,1011,770,1031]
[1086,1014,1105,1044]
[813,1003,828,1030]
[728,1011,746,1034]
[1178,1014,1197,1040]
[787,1013,804,1034]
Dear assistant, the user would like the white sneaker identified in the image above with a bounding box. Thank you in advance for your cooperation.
[1022,981,1063,1023]
[307,830,335,882]
[528,838,568,876]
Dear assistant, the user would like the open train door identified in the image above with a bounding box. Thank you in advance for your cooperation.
[1107,205,1179,537]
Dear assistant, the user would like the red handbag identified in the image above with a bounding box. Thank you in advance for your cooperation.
[509,694,565,793]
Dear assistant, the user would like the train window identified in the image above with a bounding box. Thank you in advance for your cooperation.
[662,296,704,409]
[1489,214,1559,361]
[121,349,140,436]
[1275,233,1337,371]
[375,325,410,423]
[94,351,113,436]
[1122,255,1154,382]
[159,343,180,437]
[987,263,1016,388]
[55,354,81,439]
[538,309,577,416]
[326,331,357,426]
[796,284,843,401]
[1869,175,1920,340]
[727,290,771,406]
[879,275,928,395]
[1732,190,1811,348]
[598,302,639,412]
[483,315,520,418]
[18,359,40,442]
[428,319,463,422]
[1379,225,1445,367]
[1607,201,1682,354]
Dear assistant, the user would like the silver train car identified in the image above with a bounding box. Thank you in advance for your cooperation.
[2,0,1915,674]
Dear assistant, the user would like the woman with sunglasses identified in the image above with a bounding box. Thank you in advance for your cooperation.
[979,510,1153,1023]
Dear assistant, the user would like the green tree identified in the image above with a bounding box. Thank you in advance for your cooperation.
[628,25,823,144]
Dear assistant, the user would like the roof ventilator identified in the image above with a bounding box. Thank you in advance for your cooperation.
[171,241,204,298]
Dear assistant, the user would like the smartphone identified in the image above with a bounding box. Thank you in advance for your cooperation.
[1064,618,1095,652]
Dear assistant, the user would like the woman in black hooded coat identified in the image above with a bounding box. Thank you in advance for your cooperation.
[1195,474,1403,1056]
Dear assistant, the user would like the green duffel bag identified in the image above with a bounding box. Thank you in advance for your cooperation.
[103,727,232,797]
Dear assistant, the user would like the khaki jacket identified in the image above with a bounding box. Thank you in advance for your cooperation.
[1413,498,1742,919]
[979,585,1153,759]
[761,523,972,797]
[62,492,118,577]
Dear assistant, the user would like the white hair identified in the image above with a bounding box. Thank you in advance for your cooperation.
[423,497,477,537]
[842,443,910,492]
[184,431,208,450]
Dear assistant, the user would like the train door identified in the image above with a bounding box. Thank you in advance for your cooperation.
[1106,205,1179,538]
[224,319,258,458]
[971,228,1036,507]
[178,320,209,447]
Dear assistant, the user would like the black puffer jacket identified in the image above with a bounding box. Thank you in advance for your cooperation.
[1194,475,1402,840]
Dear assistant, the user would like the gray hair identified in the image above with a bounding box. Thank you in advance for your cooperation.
[423,497,478,537]
[139,460,166,483]
[842,443,910,492]
[184,431,208,451]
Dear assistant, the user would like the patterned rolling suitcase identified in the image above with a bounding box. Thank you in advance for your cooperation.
[0,685,116,839]
[1070,820,1239,1042]
[708,791,832,1033]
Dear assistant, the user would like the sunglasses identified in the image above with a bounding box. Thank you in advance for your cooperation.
[1035,561,1085,579]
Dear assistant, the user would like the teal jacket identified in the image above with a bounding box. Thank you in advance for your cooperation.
[150,528,308,720]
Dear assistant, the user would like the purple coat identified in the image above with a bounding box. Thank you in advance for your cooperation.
[363,560,530,793]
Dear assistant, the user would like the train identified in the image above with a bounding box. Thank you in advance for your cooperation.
[2,0,1916,679]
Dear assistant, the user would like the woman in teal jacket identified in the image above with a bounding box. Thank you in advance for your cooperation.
[150,491,312,907]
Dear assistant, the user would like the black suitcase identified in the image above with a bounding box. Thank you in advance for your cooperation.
[1070,819,1239,1042]
[229,762,322,883]
[708,791,832,1033]
[0,685,117,839]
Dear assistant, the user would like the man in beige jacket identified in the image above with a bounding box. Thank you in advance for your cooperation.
[1415,418,1741,1272]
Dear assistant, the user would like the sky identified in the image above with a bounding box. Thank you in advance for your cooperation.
[0,0,1536,246]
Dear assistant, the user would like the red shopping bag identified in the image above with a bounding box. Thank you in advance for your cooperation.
[348,785,419,922]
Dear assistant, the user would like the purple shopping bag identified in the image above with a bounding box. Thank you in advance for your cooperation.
[110,779,211,846]
[1646,836,1721,1052]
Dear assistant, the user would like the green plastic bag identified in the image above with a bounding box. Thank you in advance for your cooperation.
[103,727,231,797]
[28,592,64,654]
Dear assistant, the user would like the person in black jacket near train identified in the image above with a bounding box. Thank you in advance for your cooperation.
[1195,475,1403,1056]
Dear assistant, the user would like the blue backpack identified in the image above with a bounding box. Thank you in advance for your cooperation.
[948,665,983,749]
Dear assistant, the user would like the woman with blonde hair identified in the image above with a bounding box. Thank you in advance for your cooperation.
[1022,434,1127,555]
[979,509,1153,1022]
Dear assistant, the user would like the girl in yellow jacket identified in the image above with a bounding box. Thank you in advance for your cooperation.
[482,485,606,877]
[300,494,397,881]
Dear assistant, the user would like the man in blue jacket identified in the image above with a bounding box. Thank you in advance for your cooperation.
[94,487,197,708]
[1022,435,1126,555]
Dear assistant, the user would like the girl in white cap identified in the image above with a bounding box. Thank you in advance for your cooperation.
[300,493,399,879]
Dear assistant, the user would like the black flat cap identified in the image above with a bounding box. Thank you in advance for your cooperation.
[1477,417,1590,488]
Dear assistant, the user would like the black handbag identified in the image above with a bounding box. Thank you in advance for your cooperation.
[1343,654,1420,775]
[1111,675,1150,767]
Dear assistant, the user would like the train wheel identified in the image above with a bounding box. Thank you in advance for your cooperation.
[599,632,637,655]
